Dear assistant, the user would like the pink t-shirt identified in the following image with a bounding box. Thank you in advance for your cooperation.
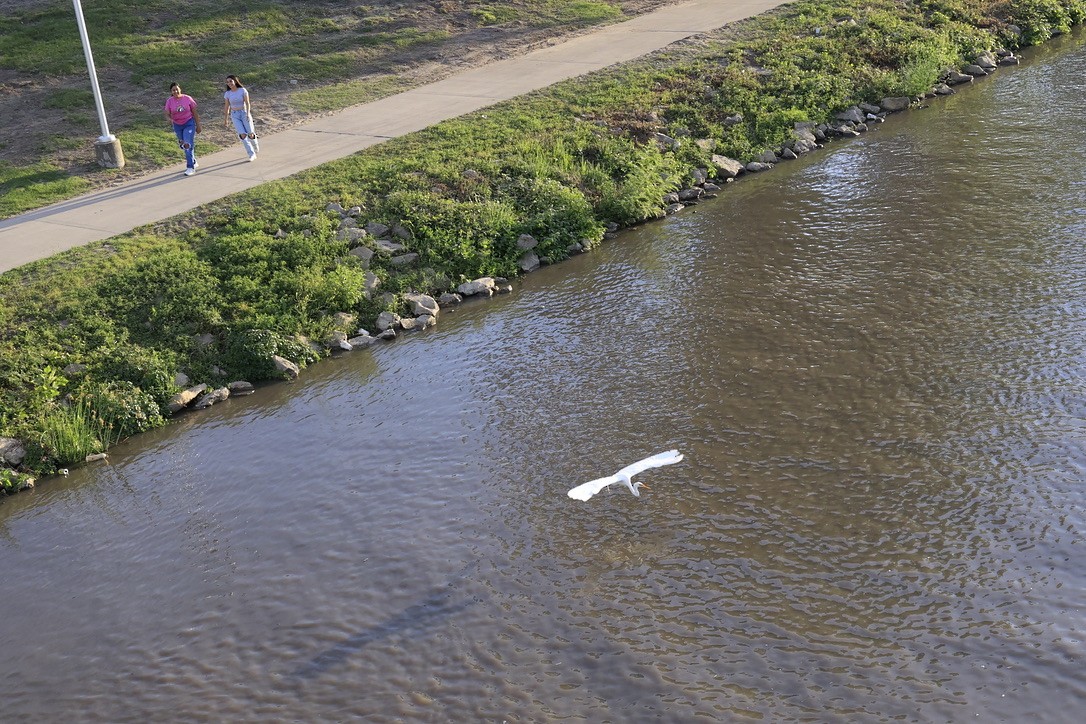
[165,94,197,124]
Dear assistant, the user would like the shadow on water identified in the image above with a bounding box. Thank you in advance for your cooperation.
[287,560,481,680]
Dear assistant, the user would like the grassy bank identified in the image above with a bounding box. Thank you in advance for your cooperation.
[2,0,1084,492]
[0,0,670,218]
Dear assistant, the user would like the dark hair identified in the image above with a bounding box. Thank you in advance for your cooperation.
[226,75,245,89]
[169,82,180,91]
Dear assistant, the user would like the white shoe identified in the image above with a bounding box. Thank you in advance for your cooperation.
[184,168,195,176]
[248,153,257,162]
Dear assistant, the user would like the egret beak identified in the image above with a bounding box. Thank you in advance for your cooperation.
[640,483,649,490]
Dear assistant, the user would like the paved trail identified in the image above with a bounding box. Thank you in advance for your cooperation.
[0,0,788,274]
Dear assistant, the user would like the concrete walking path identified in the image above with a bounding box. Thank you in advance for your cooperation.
[0,0,788,274]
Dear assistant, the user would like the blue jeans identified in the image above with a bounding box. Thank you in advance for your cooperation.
[229,110,258,156]
[172,118,196,168]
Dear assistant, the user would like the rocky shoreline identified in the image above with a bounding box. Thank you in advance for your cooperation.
[0,3,1062,496]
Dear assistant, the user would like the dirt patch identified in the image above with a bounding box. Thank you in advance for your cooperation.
[1,0,680,189]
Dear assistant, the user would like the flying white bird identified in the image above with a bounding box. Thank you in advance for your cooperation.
[567,449,684,501]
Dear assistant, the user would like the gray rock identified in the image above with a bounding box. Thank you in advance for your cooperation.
[405,292,439,316]
[652,132,679,151]
[348,335,378,348]
[710,154,744,179]
[62,363,87,376]
[745,161,772,173]
[377,329,397,340]
[792,138,818,154]
[364,271,380,299]
[174,372,190,387]
[364,221,390,237]
[328,331,353,351]
[337,227,368,243]
[193,333,216,349]
[325,202,345,215]
[349,246,374,267]
[458,277,496,297]
[168,383,208,414]
[272,355,300,380]
[416,314,437,329]
[519,252,540,272]
[758,150,778,164]
[194,387,230,410]
[945,70,974,85]
[374,239,405,254]
[390,253,418,266]
[880,96,911,112]
[438,292,462,305]
[391,223,413,240]
[376,311,401,331]
[399,316,418,331]
[933,83,955,95]
[834,107,865,123]
[0,437,27,466]
[665,202,685,215]
[678,187,704,202]
[228,381,255,396]
[516,234,538,251]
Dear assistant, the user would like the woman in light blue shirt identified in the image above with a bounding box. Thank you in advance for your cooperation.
[223,75,259,161]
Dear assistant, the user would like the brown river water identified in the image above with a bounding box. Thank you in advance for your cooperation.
[4,31,1086,723]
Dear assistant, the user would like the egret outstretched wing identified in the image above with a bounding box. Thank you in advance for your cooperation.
[616,449,683,479]
[567,449,685,501]
[567,474,621,501]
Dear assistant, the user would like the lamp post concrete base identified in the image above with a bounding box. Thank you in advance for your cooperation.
[94,137,124,169]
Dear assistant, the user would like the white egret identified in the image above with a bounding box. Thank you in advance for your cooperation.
[567,449,684,501]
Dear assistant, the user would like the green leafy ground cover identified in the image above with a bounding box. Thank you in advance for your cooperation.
[2,0,1084,486]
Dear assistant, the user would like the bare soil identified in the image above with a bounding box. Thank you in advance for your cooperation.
[0,0,679,189]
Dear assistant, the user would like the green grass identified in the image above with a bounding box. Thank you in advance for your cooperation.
[0,161,92,217]
[43,88,95,110]
[291,76,417,113]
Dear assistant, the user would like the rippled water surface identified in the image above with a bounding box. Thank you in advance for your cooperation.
[4,33,1086,722]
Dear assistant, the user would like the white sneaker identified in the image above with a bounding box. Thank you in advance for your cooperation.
[184,168,195,176]
[248,153,257,162]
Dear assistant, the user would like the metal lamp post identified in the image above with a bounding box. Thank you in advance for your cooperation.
[73,0,124,168]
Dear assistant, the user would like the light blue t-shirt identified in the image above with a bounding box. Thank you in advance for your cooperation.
[224,87,248,109]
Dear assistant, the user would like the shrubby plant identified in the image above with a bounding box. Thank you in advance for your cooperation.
[220,328,321,381]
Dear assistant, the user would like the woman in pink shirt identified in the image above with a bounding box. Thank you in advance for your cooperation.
[163,82,202,176]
